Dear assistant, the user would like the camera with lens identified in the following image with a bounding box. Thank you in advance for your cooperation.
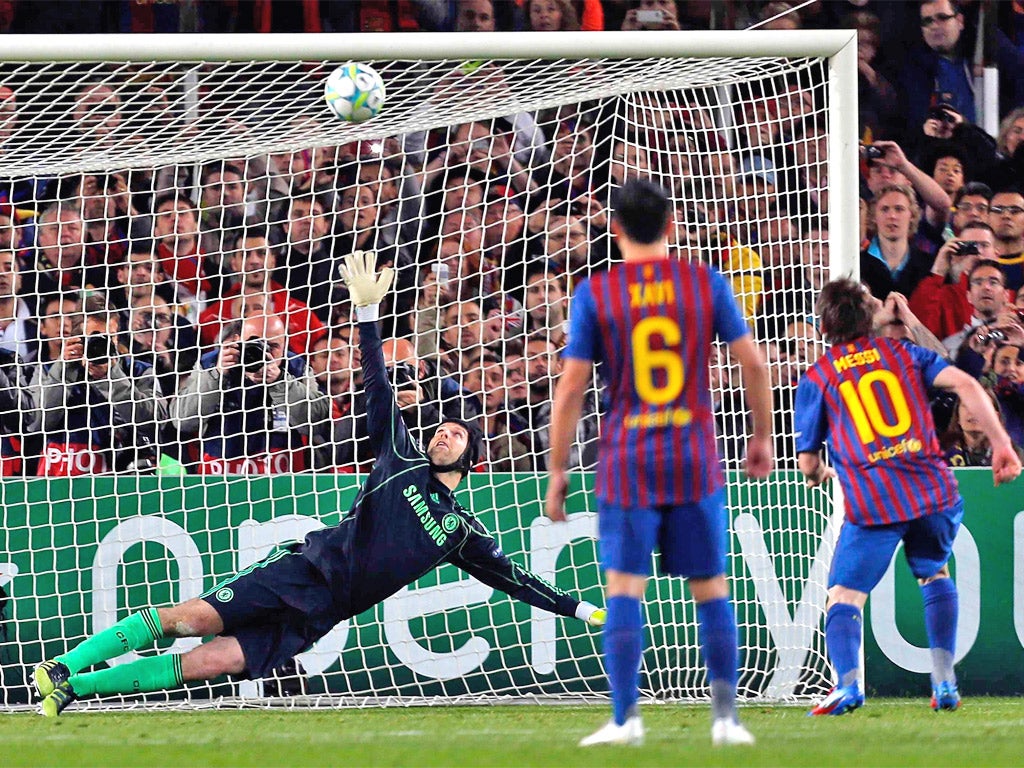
[84,333,117,362]
[238,337,269,373]
[956,240,980,256]
[928,107,957,124]
[387,362,419,393]
[977,328,1008,345]
[862,145,885,160]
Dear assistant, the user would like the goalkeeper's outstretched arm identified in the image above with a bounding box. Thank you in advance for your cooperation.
[448,517,605,626]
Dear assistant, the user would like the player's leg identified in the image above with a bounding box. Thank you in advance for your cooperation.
[810,520,903,716]
[905,500,964,710]
[579,502,655,746]
[70,633,244,697]
[38,600,228,717]
[665,490,751,746]
[34,599,220,700]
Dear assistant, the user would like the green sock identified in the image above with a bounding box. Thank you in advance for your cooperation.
[57,609,164,674]
[70,653,183,697]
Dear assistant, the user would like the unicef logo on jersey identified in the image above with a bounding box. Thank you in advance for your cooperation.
[441,514,460,533]
[215,588,234,603]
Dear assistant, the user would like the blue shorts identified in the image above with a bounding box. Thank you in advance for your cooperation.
[828,499,964,593]
[202,546,340,679]
[597,489,727,578]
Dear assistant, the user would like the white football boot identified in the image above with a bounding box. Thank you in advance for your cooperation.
[711,718,756,746]
[578,716,645,747]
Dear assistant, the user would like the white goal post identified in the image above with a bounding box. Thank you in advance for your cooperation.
[0,30,858,710]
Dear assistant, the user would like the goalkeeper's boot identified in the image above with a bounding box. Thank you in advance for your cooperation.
[711,718,756,747]
[578,716,644,747]
[808,682,864,716]
[40,681,77,718]
[931,681,961,712]
[33,659,71,699]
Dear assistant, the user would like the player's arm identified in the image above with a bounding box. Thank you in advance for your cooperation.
[932,365,1023,485]
[545,358,592,521]
[710,267,772,478]
[448,519,606,627]
[545,280,599,522]
[339,251,418,459]
[793,374,835,488]
[728,335,773,478]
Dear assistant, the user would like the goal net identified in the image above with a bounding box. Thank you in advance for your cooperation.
[0,31,858,710]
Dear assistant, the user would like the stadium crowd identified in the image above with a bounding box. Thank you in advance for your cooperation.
[1,0,1024,477]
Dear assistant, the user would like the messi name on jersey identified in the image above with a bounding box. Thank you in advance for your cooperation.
[832,347,881,373]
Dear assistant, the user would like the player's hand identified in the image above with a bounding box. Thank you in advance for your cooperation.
[338,250,394,308]
[744,436,773,479]
[586,608,607,628]
[991,444,1022,486]
[804,461,837,488]
[545,470,569,522]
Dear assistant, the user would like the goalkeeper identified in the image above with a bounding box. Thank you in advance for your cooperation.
[34,252,606,717]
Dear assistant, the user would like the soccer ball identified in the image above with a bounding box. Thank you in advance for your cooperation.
[324,62,385,123]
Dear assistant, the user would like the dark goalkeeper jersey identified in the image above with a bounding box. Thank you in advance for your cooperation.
[302,319,581,621]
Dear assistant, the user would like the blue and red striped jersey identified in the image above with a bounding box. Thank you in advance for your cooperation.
[564,258,749,506]
[794,337,959,526]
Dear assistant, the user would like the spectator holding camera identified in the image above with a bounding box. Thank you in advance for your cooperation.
[988,188,1024,293]
[621,0,680,31]
[28,292,164,476]
[942,259,1024,363]
[171,313,331,475]
[34,295,81,366]
[864,141,952,253]
[910,221,996,339]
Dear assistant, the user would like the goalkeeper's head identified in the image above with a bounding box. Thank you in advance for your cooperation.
[426,418,482,480]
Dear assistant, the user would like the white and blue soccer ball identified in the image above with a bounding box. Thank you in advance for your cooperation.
[324,62,385,123]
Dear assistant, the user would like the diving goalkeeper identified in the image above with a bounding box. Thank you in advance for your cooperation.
[35,252,606,717]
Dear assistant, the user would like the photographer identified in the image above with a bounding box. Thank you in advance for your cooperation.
[28,293,164,476]
[942,259,1024,367]
[171,313,331,474]
[910,222,997,338]
[0,347,33,475]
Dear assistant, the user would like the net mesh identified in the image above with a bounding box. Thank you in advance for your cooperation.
[0,48,837,709]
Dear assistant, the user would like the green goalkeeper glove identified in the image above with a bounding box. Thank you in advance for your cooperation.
[338,250,394,308]
[587,608,607,628]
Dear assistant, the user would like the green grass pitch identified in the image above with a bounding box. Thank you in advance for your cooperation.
[2,700,1022,767]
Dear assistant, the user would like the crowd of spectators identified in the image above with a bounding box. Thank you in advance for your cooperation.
[2,0,1024,476]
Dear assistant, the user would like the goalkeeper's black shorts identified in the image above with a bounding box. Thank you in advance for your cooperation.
[201,546,340,679]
